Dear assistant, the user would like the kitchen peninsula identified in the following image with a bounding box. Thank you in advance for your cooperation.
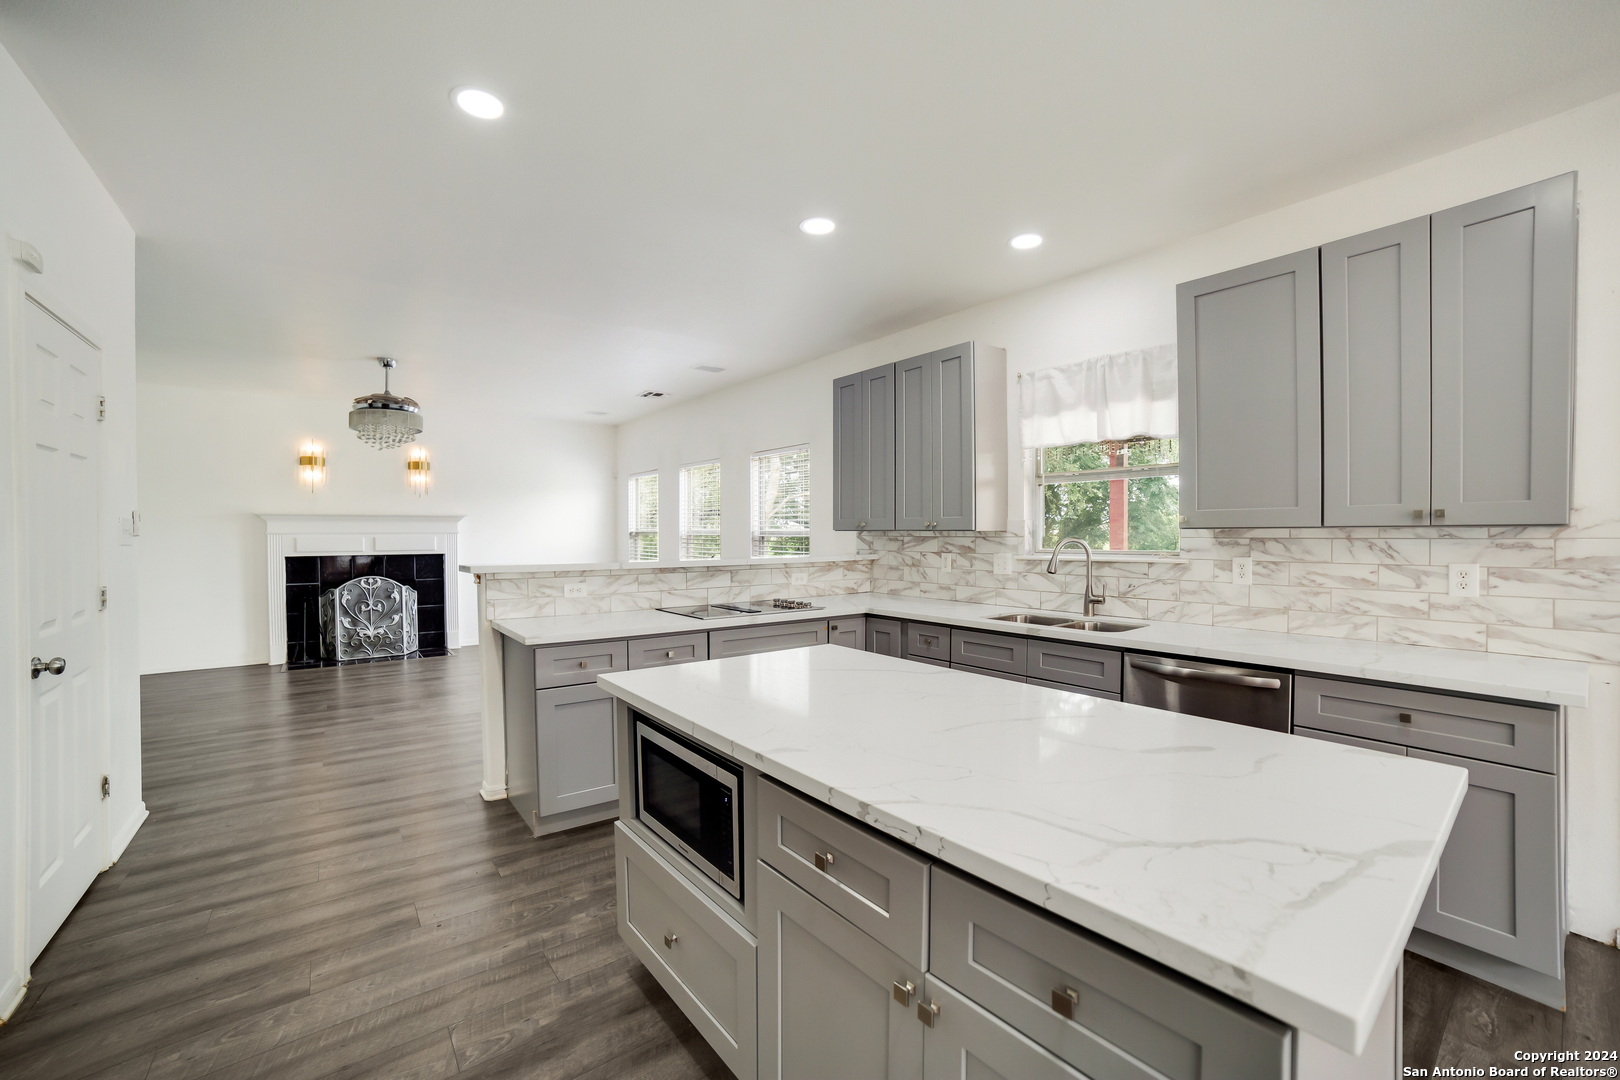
[598,646,1470,1078]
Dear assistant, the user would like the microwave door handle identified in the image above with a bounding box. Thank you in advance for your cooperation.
[1128,658,1283,690]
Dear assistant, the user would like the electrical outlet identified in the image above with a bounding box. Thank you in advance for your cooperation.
[1449,564,1481,597]
[1232,557,1253,585]
[940,554,956,572]
[788,570,808,586]
[993,553,1015,575]
[563,581,587,598]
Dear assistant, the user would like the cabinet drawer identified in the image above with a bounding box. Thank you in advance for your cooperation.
[615,823,757,1080]
[627,632,709,670]
[953,664,1025,683]
[1027,678,1119,701]
[950,630,1027,675]
[533,639,627,688]
[709,620,828,659]
[1026,640,1121,695]
[757,777,930,969]
[1295,726,1407,755]
[1295,676,1556,772]
[930,868,1290,1080]
[905,621,951,663]
[922,976,1089,1080]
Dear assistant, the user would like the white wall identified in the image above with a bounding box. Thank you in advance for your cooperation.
[0,41,140,1018]
[136,381,617,673]
[618,91,1620,944]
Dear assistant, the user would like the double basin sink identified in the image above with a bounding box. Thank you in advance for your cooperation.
[988,612,1147,633]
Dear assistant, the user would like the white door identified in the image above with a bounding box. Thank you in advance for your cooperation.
[24,294,105,963]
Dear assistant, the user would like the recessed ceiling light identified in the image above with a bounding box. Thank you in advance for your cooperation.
[452,87,504,119]
[639,390,665,398]
[586,411,608,416]
[799,217,836,236]
[1010,233,1043,250]
[692,364,725,373]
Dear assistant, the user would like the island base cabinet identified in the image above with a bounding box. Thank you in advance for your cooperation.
[615,823,758,1080]
[921,977,1087,1080]
[758,863,924,1080]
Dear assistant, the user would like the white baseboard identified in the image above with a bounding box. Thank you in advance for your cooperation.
[107,802,149,864]
[0,972,26,1024]
[479,786,507,802]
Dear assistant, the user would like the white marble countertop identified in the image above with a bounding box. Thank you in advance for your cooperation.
[494,591,1589,707]
[598,645,1469,1054]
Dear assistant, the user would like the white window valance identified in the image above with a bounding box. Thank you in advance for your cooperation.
[1018,344,1177,448]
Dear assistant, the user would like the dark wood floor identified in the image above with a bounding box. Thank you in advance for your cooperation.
[1,648,1614,1078]
[0,649,728,1080]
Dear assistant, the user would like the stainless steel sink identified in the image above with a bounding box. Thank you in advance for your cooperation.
[1056,618,1148,633]
[988,612,1077,625]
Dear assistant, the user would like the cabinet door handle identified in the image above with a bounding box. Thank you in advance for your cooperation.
[1052,986,1080,1018]
[813,850,836,872]
[1434,508,1446,520]
[892,980,916,1005]
[1398,712,1414,723]
[917,999,940,1027]
[1411,508,1424,520]
[857,522,867,529]
[663,932,678,948]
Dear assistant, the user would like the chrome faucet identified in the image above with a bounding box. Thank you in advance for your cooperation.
[1046,537,1107,616]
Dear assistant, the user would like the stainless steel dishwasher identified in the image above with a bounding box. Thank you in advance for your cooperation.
[1123,653,1292,732]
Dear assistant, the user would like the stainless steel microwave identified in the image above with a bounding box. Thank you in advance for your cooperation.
[633,713,744,900]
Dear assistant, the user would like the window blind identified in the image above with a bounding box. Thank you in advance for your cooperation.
[628,472,658,562]
[751,446,810,557]
[679,462,722,560]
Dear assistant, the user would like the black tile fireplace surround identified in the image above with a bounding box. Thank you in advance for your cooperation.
[284,554,448,668]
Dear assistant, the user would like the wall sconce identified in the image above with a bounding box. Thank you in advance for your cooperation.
[297,441,327,492]
[406,445,431,496]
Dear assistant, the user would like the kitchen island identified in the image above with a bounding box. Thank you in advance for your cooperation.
[599,645,1470,1078]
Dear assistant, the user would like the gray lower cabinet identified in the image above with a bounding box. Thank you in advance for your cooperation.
[834,363,897,531]
[709,620,829,659]
[904,622,951,665]
[920,976,1087,1080]
[628,632,709,669]
[867,616,904,657]
[829,616,867,649]
[949,630,1026,676]
[758,863,924,1080]
[1177,247,1322,528]
[929,867,1290,1079]
[535,684,618,816]
[1025,639,1122,696]
[1321,216,1432,526]
[1409,747,1562,977]
[1431,173,1576,526]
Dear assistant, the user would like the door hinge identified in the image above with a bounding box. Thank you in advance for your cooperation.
[100,775,110,800]
[100,586,108,610]
[97,395,106,422]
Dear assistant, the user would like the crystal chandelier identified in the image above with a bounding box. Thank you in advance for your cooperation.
[349,357,424,450]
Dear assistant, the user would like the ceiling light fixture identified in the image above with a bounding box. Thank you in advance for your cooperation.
[349,358,424,449]
[799,217,836,236]
[453,87,505,119]
[692,364,725,373]
[1010,233,1044,250]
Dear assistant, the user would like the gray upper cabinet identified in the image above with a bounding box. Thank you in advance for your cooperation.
[1177,248,1323,528]
[834,364,897,531]
[838,343,1006,532]
[1431,173,1576,525]
[1321,217,1432,526]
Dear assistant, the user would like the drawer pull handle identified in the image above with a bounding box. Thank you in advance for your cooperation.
[813,850,836,872]
[666,650,676,658]
[1052,986,1080,1019]
[1398,712,1414,723]
[578,660,589,668]
[663,932,678,948]
[892,980,916,1005]
[917,999,940,1027]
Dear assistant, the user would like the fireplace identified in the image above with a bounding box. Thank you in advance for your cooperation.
[262,514,465,669]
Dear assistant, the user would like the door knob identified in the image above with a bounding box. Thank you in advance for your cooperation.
[30,657,66,679]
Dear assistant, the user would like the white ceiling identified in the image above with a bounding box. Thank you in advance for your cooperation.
[5,0,1620,423]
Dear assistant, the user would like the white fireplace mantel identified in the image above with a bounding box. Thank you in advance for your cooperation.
[262,514,466,667]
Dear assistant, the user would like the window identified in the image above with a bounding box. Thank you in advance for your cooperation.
[1036,437,1180,553]
[679,461,722,560]
[751,446,810,558]
[628,472,659,562]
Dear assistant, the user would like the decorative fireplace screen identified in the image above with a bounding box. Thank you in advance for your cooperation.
[319,576,419,662]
